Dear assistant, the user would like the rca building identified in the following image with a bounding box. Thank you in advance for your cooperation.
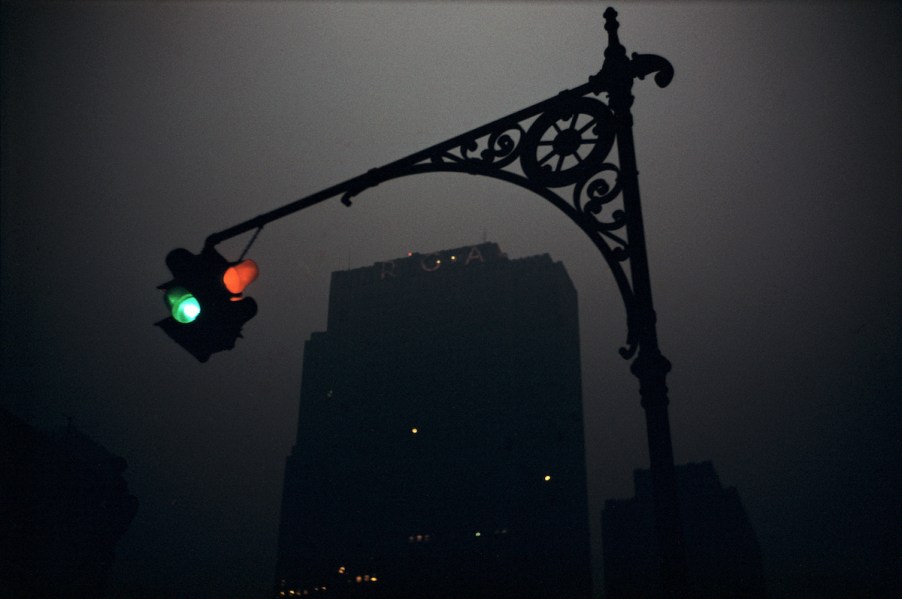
[274,242,592,598]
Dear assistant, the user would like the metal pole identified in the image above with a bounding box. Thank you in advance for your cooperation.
[602,8,688,596]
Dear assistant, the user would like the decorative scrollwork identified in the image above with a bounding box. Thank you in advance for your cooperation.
[520,96,615,188]
[482,126,524,167]
[575,163,621,217]
[630,52,674,89]
[572,164,629,260]
[432,124,524,170]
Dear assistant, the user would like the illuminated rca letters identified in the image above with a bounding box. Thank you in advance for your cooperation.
[380,245,488,280]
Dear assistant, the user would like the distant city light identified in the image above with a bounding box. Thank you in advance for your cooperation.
[338,566,346,574]
[411,427,418,434]
[544,474,552,481]
[475,531,482,537]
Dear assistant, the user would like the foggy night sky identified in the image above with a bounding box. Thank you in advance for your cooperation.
[2,2,900,597]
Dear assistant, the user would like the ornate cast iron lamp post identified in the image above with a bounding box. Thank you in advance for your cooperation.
[195,7,686,595]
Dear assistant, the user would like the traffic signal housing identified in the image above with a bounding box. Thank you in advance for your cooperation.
[156,248,258,362]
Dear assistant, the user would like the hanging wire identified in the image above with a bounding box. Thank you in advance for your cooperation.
[238,225,264,261]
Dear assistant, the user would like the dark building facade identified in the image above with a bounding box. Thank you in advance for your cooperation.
[602,461,766,598]
[275,243,592,598]
[1,407,138,598]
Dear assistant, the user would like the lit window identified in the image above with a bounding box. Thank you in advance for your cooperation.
[338,566,346,574]
[544,474,552,481]
[475,531,481,537]
[411,427,418,434]
[371,577,378,582]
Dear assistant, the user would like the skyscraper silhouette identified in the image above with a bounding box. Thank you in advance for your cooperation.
[274,242,592,598]
[602,461,766,598]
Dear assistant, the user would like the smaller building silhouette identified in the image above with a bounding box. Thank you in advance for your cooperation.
[602,461,766,598]
[1,407,138,598]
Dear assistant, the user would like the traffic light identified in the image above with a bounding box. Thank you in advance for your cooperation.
[156,248,259,362]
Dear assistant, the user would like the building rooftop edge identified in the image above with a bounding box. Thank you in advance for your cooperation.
[333,241,567,277]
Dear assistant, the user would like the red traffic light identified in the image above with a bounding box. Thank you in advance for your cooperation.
[223,259,258,294]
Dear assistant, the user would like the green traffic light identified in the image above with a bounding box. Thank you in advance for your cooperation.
[165,286,201,324]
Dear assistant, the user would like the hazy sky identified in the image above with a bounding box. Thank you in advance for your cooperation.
[2,2,900,597]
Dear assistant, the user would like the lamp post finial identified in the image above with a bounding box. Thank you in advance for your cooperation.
[603,6,625,59]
